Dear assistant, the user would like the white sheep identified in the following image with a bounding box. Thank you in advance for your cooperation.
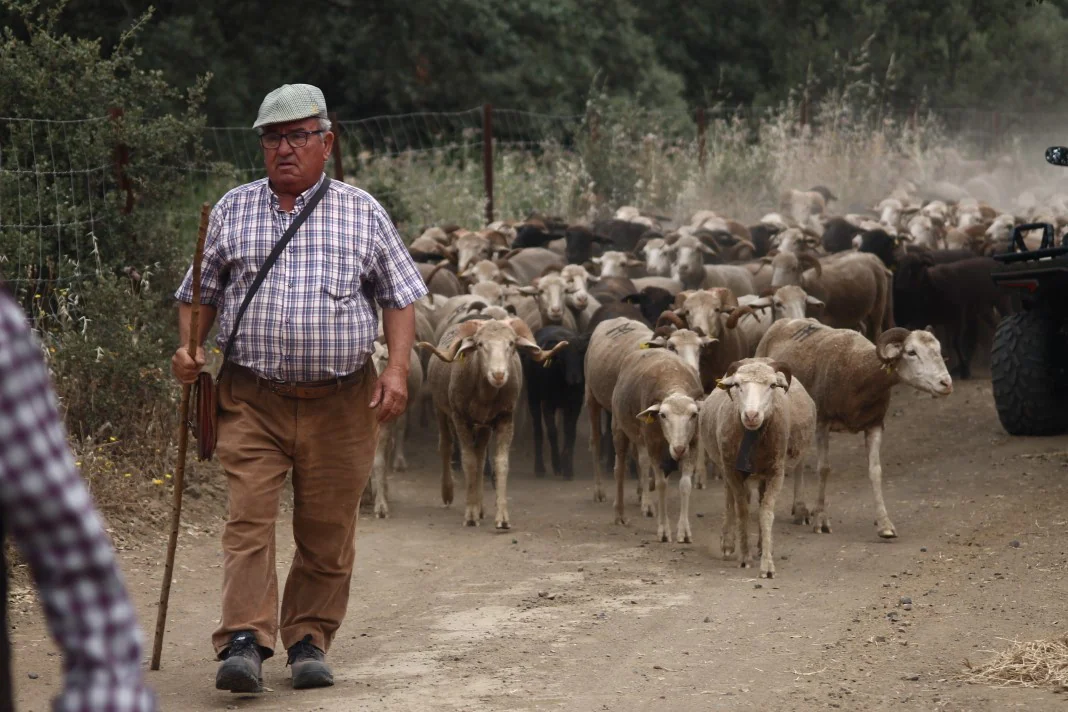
[610,347,704,542]
[367,341,424,518]
[419,318,566,528]
[756,320,953,538]
[699,358,816,577]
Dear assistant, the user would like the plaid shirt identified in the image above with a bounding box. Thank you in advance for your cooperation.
[0,292,157,711]
[174,173,427,382]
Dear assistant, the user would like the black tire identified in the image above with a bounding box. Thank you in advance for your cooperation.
[990,310,1068,436]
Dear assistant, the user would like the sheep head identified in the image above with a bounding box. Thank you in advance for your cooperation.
[672,288,737,339]
[454,233,494,273]
[715,358,793,431]
[768,285,824,321]
[469,280,508,306]
[647,328,716,374]
[875,327,952,397]
[592,250,642,278]
[770,251,821,288]
[668,235,716,288]
[518,272,569,323]
[636,392,701,462]
[560,263,595,309]
[460,259,506,285]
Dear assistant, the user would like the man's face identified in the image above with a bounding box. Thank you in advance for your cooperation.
[260,117,334,195]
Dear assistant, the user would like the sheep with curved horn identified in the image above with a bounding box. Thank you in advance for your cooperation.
[419,317,567,529]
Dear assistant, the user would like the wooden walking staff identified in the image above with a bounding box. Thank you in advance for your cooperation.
[151,202,211,670]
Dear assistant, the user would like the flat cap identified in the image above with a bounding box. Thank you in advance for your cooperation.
[253,84,329,129]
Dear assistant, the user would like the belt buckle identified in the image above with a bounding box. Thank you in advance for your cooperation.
[263,377,292,396]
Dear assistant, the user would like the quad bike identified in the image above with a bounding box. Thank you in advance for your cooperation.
[989,146,1068,435]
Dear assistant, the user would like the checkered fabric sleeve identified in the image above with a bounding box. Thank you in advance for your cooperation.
[369,204,429,309]
[174,198,228,307]
[0,294,157,711]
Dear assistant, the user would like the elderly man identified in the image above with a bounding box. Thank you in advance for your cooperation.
[172,84,426,693]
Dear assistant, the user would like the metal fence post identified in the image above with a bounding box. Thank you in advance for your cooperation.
[482,103,494,225]
[108,107,134,215]
[697,108,707,171]
[329,111,345,182]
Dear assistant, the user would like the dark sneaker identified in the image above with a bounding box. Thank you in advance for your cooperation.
[287,634,334,689]
[215,631,264,693]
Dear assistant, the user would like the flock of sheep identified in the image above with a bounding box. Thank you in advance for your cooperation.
[367,178,1036,578]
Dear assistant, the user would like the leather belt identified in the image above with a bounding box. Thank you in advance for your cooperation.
[232,363,366,400]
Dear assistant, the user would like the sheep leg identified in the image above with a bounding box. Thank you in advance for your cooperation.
[492,417,514,530]
[694,444,706,490]
[485,433,495,492]
[791,459,810,525]
[675,452,694,544]
[866,426,896,538]
[652,458,671,543]
[719,470,737,559]
[561,404,580,481]
[758,467,786,579]
[456,422,485,526]
[733,474,752,568]
[530,386,546,477]
[811,424,832,534]
[637,447,655,518]
[420,391,430,429]
[438,410,454,507]
[371,423,390,518]
[612,427,630,525]
[603,412,616,472]
[391,410,408,471]
[587,390,606,502]
[959,314,978,380]
[543,401,562,477]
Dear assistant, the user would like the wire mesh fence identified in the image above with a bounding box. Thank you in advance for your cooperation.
[1,103,1056,292]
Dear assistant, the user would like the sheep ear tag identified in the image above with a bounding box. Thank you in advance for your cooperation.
[641,413,656,424]
[542,357,553,368]
[715,379,729,390]
[640,342,651,349]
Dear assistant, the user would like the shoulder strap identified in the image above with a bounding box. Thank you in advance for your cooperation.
[218,177,332,372]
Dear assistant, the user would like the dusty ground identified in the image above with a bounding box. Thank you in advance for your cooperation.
[9,373,1068,711]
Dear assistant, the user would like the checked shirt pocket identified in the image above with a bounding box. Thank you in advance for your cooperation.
[320,249,361,300]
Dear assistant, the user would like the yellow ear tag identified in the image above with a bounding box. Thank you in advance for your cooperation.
[715,379,729,390]
[640,342,651,349]
[641,414,656,424]
[458,351,466,362]
[542,357,553,368]
[882,363,893,374]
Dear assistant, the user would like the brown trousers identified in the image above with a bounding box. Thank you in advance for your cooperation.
[211,362,378,659]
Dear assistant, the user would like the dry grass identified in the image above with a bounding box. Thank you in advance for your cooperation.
[963,636,1068,689]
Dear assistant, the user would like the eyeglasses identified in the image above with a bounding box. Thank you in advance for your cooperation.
[259,129,325,149]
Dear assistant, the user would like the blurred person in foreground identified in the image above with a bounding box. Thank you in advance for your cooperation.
[171,84,426,692]
[0,283,157,712]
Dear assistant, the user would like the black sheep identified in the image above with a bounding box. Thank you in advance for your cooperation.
[521,326,589,479]
[893,253,1014,379]
[621,286,675,327]
[821,217,864,253]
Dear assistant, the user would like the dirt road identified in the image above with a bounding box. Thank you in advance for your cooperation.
[9,376,1068,711]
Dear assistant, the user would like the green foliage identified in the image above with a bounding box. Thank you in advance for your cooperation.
[35,269,176,451]
[0,0,211,483]
[0,0,210,281]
